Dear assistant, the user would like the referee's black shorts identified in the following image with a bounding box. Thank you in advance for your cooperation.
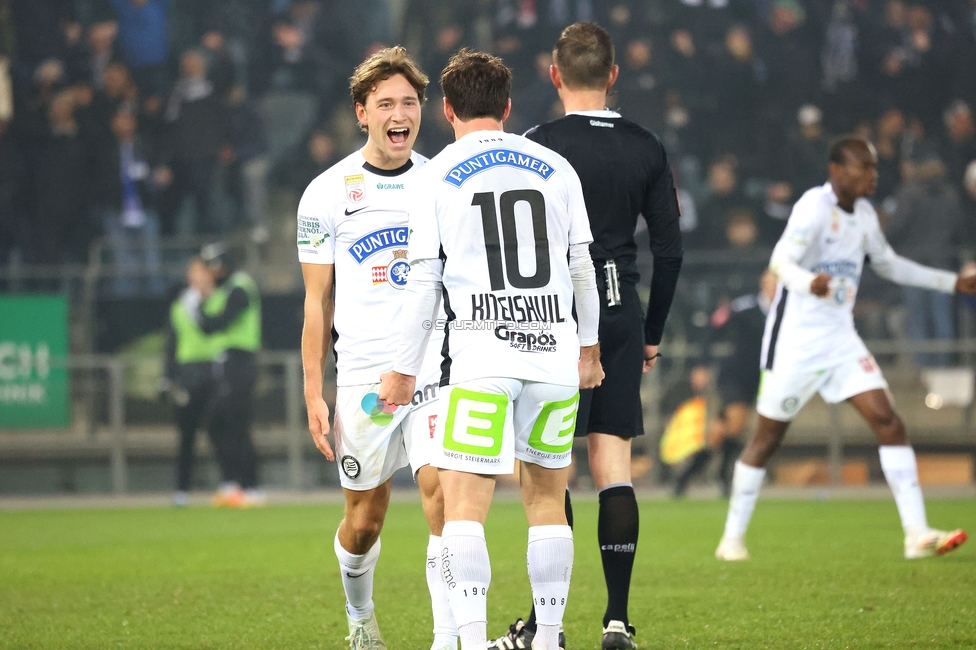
[575,282,644,439]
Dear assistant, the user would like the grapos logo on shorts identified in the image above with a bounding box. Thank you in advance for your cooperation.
[443,388,507,457]
[526,393,579,457]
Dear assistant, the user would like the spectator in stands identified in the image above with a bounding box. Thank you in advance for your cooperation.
[616,37,665,133]
[160,49,227,235]
[91,109,166,296]
[875,107,906,207]
[258,0,353,107]
[220,86,270,238]
[509,51,560,135]
[712,24,761,161]
[9,0,76,74]
[87,61,137,138]
[756,0,818,165]
[942,101,976,188]
[200,30,237,98]
[84,21,120,90]
[273,127,339,194]
[110,0,170,96]
[29,90,92,265]
[665,28,713,152]
[887,150,963,367]
[785,104,830,195]
[725,208,760,252]
[693,155,754,249]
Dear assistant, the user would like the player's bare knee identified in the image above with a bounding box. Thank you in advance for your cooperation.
[872,410,906,445]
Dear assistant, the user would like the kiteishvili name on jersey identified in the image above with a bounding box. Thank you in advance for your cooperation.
[470,292,567,325]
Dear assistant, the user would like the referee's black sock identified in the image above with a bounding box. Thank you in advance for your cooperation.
[524,489,573,633]
[599,484,639,628]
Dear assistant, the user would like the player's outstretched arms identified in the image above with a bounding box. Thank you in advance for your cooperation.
[378,370,417,406]
[810,273,832,297]
[579,344,605,389]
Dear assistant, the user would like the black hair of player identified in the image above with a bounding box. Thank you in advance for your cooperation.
[440,49,511,121]
[553,22,615,90]
[828,135,870,165]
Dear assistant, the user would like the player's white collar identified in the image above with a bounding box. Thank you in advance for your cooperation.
[567,110,621,118]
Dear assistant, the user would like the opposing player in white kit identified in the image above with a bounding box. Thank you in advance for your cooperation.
[299,48,457,650]
[716,136,976,562]
[378,50,603,650]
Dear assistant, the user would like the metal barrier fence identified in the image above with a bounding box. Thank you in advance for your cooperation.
[2,340,974,495]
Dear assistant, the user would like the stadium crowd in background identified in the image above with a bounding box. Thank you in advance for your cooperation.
[0,0,975,348]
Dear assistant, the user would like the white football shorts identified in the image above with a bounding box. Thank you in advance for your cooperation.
[432,377,579,475]
[756,353,888,422]
[333,377,441,490]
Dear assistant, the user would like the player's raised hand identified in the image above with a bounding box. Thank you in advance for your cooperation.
[306,397,334,461]
[379,370,417,406]
[810,273,831,297]
[579,344,605,389]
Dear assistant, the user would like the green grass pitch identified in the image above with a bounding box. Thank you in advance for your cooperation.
[1,498,974,649]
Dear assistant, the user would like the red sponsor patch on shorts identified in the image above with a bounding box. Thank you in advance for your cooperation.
[428,414,437,438]
[859,355,877,373]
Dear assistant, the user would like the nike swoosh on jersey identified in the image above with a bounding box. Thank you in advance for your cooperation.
[344,206,369,216]
[345,570,370,578]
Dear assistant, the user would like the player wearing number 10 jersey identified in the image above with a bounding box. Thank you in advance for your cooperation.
[380,50,602,650]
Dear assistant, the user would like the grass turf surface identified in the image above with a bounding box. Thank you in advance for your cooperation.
[1,498,974,649]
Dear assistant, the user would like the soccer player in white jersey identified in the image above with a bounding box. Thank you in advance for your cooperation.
[378,50,603,650]
[716,136,976,562]
[298,47,458,650]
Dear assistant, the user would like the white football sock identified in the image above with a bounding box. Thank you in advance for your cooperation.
[532,624,560,650]
[334,531,380,620]
[879,445,928,535]
[723,461,766,540]
[427,535,458,648]
[441,521,490,650]
[526,524,573,639]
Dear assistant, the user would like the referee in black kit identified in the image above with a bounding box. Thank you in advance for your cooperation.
[489,22,682,650]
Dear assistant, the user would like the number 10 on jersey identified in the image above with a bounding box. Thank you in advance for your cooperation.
[473,190,552,291]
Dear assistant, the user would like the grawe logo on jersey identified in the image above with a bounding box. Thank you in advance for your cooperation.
[443,149,555,187]
[376,182,405,190]
[345,174,365,203]
[348,227,409,263]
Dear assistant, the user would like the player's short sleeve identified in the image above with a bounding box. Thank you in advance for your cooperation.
[776,190,828,259]
[296,178,336,265]
[406,167,442,261]
[564,163,593,246]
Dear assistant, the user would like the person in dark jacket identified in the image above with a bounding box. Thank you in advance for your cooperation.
[886,153,964,366]
[159,49,227,234]
[91,109,167,295]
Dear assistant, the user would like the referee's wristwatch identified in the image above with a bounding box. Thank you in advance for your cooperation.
[644,353,662,362]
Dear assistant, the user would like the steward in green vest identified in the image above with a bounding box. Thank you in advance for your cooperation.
[194,244,263,504]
